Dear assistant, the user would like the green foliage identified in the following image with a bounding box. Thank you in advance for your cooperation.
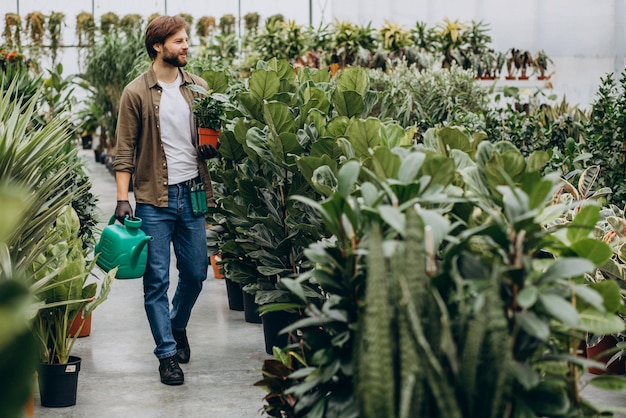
[79,28,148,148]
[0,280,37,418]
[368,62,488,136]
[31,206,115,364]
[265,123,624,417]
[0,80,97,271]
[189,84,229,130]
[0,80,114,367]
[584,70,626,206]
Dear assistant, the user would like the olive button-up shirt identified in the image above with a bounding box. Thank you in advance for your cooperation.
[113,66,213,208]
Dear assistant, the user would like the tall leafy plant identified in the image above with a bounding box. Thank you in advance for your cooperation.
[261,126,626,417]
[585,70,626,206]
[79,28,148,149]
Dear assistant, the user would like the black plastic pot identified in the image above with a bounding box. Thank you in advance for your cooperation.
[225,278,244,311]
[242,291,261,324]
[38,356,81,407]
[262,310,297,355]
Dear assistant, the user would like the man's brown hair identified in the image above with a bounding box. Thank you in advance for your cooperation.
[145,15,186,60]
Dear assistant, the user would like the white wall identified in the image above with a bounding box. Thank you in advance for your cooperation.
[5,0,625,108]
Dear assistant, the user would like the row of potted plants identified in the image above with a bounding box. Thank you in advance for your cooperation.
[190,59,626,416]
[1,11,555,82]
[0,73,115,410]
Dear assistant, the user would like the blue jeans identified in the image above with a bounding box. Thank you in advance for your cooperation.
[135,183,208,359]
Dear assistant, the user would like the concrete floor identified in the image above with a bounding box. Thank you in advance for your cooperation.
[34,148,270,417]
[33,148,626,417]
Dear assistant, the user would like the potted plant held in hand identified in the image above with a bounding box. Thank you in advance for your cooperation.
[189,85,228,150]
[31,206,115,408]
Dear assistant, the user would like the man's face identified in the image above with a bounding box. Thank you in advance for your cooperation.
[160,28,188,67]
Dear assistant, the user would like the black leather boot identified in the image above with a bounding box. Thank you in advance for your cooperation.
[158,355,184,385]
[172,327,190,364]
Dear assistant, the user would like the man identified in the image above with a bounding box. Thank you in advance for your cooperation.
[113,15,217,385]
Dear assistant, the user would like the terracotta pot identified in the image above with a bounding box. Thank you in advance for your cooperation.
[24,392,34,417]
[210,254,224,279]
[67,312,92,338]
[198,127,219,148]
[587,336,626,375]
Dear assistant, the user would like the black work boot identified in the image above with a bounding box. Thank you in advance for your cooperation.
[172,327,190,364]
[158,355,184,385]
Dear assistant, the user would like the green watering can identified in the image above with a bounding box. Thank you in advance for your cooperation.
[95,215,153,279]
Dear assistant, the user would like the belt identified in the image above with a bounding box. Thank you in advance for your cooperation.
[176,176,201,188]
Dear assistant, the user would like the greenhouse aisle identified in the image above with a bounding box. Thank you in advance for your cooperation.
[33,148,269,417]
[32,147,626,417]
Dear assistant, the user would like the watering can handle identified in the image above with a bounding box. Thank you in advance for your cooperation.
[109,215,143,229]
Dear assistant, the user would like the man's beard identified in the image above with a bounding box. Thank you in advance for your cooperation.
[162,49,187,67]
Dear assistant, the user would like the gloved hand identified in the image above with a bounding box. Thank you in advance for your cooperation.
[198,144,219,160]
[114,200,133,224]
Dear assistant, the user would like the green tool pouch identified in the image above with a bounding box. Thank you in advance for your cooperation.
[189,179,208,216]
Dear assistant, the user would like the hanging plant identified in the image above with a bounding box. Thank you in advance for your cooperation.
[243,12,260,33]
[100,12,119,35]
[196,16,216,44]
[3,13,22,50]
[47,12,65,64]
[219,14,236,35]
[76,11,95,48]
[120,14,143,33]
[25,12,46,48]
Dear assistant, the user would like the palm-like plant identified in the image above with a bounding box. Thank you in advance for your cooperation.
[79,28,148,149]
[0,78,98,296]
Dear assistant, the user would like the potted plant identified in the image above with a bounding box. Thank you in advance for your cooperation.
[189,84,228,149]
[32,205,115,408]
[534,49,554,80]
[517,49,535,79]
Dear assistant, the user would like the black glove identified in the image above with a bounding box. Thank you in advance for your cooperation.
[114,200,133,224]
[198,144,219,160]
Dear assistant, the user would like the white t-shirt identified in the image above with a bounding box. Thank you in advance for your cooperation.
[158,73,198,185]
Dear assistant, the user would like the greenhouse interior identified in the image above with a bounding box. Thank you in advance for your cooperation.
[3,0,626,417]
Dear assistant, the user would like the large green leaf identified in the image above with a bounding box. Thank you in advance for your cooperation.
[421,154,455,187]
[200,69,229,94]
[578,309,625,334]
[345,118,381,159]
[538,258,595,283]
[296,155,338,195]
[538,293,579,326]
[337,161,360,198]
[516,310,550,340]
[370,146,400,180]
[379,123,408,149]
[264,101,296,137]
[571,238,612,266]
[336,67,368,96]
[332,90,365,118]
[397,153,425,183]
[567,205,600,244]
[250,69,281,102]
